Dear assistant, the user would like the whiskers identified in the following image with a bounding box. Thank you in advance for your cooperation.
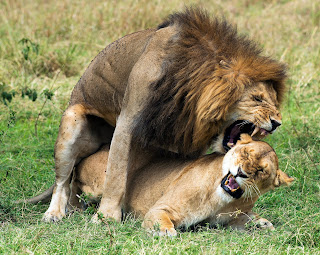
[242,181,261,202]
[236,120,251,129]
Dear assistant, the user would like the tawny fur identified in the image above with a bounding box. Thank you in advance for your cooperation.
[132,8,287,155]
[42,7,287,222]
[36,135,293,236]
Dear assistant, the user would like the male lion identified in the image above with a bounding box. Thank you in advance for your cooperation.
[32,135,293,236]
[43,8,287,222]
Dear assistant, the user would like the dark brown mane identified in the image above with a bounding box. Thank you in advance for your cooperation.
[132,7,287,157]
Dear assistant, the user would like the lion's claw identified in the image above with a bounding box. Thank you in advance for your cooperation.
[151,228,177,237]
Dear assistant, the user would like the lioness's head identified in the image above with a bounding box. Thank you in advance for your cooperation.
[221,134,294,200]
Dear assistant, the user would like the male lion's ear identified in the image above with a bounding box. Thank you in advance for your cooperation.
[274,169,294,187]
[237,134,253,145]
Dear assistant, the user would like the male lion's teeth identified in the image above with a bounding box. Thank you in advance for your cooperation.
[227,142,234,148]
[251,126,260,137]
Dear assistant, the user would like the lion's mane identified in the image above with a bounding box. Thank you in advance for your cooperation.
[132,8,287,157]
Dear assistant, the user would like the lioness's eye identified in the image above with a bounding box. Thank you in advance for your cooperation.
[253,96,263,102]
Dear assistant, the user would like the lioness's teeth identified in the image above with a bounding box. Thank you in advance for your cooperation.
[251,126,260,137]
[231,187,239,192]
[227,142,234,148]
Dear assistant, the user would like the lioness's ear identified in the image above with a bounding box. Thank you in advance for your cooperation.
[237,134,253,145]
[274,169,294,187]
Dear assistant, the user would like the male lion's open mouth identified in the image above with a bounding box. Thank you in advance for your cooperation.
[221,172,244,199]
[222,120,271,152]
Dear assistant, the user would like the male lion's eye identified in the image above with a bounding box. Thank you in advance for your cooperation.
[253,96,263,102]
[257,167,264,173]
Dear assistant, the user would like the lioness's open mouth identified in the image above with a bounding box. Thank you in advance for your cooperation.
[221,172,244,199]
[223,120,271,151]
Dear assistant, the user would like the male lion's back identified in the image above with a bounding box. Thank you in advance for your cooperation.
[69,29,157,122]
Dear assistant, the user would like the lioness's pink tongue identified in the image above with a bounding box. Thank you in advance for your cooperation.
[228,177,239,190]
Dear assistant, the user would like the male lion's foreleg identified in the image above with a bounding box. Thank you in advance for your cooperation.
[43,104,106,222]
[93,29,171,222]
[93,117,131,222]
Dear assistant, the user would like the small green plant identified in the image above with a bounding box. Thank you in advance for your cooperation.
[1,90,16,106]
[0,83,41,105]
[42,89,54,100]
[0,82,16,106]
[34,72,58,136]
[18,38,39,61]
[7,110,16,128]
[77,193,98,215]
[0,109,16,144]
[21,87,38,102]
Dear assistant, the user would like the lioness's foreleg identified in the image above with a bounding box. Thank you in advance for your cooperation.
[226,211,274,230]
[142,209,177,237]
[67,170,84,211]
[43,104,113,222]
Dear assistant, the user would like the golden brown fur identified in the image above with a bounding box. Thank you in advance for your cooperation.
[132,9,286,155]
[42,8,287,222]
[32,135,293,236]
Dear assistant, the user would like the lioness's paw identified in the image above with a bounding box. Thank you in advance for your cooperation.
[255,218,275,231]
[151,227,177,237]
[160,227,177,237]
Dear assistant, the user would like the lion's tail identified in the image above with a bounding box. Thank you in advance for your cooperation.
[14,184,55,204]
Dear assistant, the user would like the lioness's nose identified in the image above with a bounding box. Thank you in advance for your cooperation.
[271,119,281,131]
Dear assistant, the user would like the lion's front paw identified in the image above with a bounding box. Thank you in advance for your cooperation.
[91,210,122,224]
[43,209,65,222]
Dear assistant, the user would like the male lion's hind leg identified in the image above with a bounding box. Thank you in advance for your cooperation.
[43,104,113,222]
[142,209,177,237]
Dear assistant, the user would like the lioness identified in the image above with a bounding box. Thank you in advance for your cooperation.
[35,135,293,235]
[43,8,287,222]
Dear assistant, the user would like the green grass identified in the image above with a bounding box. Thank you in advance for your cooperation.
[1,0,320,253]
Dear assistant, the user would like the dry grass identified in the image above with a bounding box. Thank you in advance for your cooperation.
[0,0,319,253]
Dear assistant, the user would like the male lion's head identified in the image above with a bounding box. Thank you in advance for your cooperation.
[133,8,287,157]
[212,82,283,153]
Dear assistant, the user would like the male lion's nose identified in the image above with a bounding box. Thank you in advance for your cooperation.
[271,119,281,131]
